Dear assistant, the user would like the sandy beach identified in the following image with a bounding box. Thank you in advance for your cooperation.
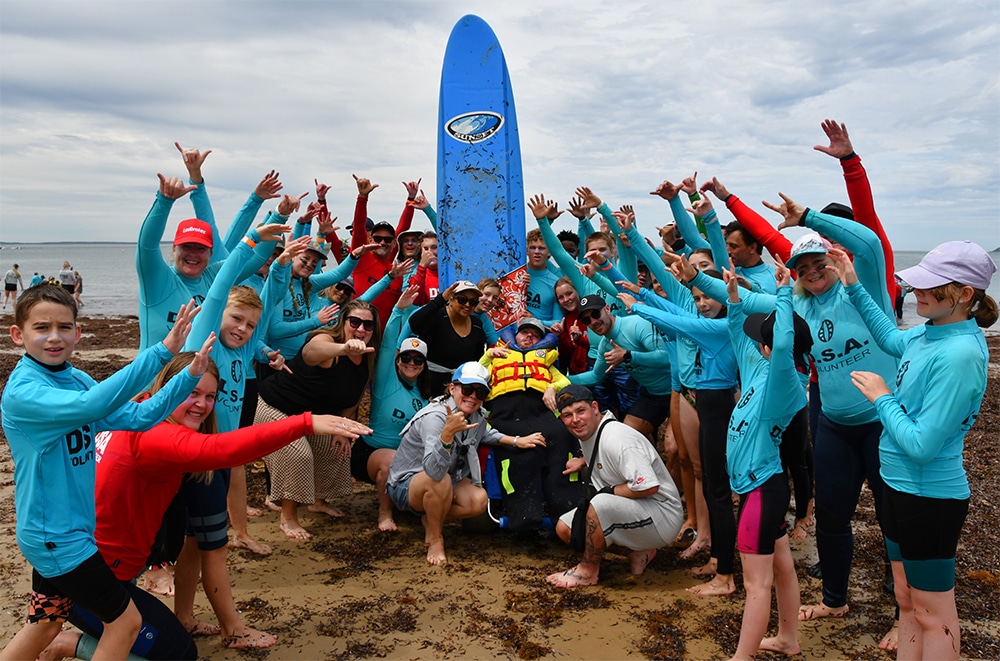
[0,314,997,660]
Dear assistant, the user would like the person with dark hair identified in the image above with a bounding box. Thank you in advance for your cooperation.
[546,385,683,588]
[3,263,23,308]
[556,229,581,261]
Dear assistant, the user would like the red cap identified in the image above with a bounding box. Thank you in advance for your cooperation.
[174,218,213,248]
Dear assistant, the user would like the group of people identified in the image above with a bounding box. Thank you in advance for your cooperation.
[2,262,83,310]
[1,123,995,661]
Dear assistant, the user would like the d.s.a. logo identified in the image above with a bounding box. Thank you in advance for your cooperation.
[817,319,834,343]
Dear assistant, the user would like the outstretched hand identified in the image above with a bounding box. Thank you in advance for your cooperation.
[775,261,791,288]
[188,332,216,376]
[814,119,854,159]
[575,186,602,209]
[567,196,594,220]
[353,174,378,197]
[255,223,291,243]
[313,415,372,440]
[396,283,420,310]
[390,258,415,280]
[255,170,283,201]
[723,258,740,303]
[277,236,311,266]
[699,176,730,200]
[277,191,310,217]
[157,174,197,200]
[649,180,681,200]
[680,171,698,195]
[528,194,557,220]
[403,178,422,199]
[762,193,806,230]
[174,142,212,183]
[162,300,201,353]
[690,196,714,219]
[617,291,638,312]
[442,404,479,442]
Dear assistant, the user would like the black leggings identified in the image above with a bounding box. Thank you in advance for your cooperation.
[779,406,813,520]
[696,387,737,575]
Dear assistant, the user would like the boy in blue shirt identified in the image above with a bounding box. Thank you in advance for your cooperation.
[1,285,211,661]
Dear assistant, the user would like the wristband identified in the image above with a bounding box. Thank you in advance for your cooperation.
[441,439,453,450]
[596,259,612,272]
[242,237,257,249]
[598,485,616,495]
[700,209,718,222]
[513,436,520,448]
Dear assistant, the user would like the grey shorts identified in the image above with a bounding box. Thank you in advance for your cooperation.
[558,492,681,551]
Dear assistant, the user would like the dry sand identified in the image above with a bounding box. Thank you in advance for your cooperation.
[0,314,997,660]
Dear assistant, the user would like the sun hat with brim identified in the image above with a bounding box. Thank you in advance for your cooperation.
[306,239,329,261]
[398,336,428,357]
[785,233,832,268]
[452,361,489,387]
[896,241,997,291]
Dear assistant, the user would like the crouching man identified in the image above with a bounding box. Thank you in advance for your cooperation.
[547,385,683,587]
[386,362,544,565]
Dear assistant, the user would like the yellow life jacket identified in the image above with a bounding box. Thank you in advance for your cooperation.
[486,347,569,400]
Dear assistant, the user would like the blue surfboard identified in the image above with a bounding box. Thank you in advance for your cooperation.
[437,15,525,287]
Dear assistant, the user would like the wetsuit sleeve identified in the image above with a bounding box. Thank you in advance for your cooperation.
[96,366,201,433]
[623,319,671,370]
[762,286,806,417]
[622,220,695,311]
[669,196,710,251]
[804,208,892,316]
[396,200,416,235]
[308,255,360,290]
[135,414,313,470]
[359,273,392,303]
[421,204,438,232]
[223,192,266,253]
[691,271,776,315]
[136,192,178,308]
[351,196,368,250]
[577,216,597,248]
[568,339,608,387]
[841,153,897,301]
[703,216,730,274]
[189,181,227,262]
[474,311,500,346]
[843,281,906,357]
[872,356,978,466]
[724,194,792,264]
[632,302,718,352]
[596,203,638,283]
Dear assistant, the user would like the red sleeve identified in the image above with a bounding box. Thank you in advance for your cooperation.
[411,265,430,306]
[351,196,369,250]
[725,194,792,263]
[134,415,313,471]
[395,200,415,235]
[326,231,346,264]
[840,154,898,300]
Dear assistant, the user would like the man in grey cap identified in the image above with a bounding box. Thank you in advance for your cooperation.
[547,385,683,587]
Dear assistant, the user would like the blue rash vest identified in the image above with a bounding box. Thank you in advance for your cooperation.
[526,261,563,326]
[667,195,709,253]
[704,214,776,294]
[845,281,987,500]
[367,306,430,450]
[266,253,360,361]
[691,208,897,426]
[726,286,808,494]
[1,345,199,578]
[632,299,738,391]
[136,189,266,351]
[569,314,673,396]
[184,230,275,433]
[620,217,703,390]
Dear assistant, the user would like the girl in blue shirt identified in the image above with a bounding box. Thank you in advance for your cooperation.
[830,242,996,661]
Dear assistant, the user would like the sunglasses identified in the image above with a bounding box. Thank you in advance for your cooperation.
[344,316,375,331]
[455,382,490,400]
[334,284,354,294]
[454,295,480,307]
[372,235,394,244]
[398,353,426,366]
[578,311,600,325]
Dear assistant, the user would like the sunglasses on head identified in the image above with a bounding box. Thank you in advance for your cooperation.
[372,235,394,244]
[455,382,490,400]
[398,353,426,366]
[345,316,375,331]
[454,295,480,307]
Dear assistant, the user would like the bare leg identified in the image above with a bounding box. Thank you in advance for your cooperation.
[670,392,697,533]
[629,549,657,576]
[408,472,453,565]
[198,546,276,649]
[174,537,220,636]
[623,414,655,446]
[279,499,311,540]
[36,630,81,661]
[759,536,801,655]
[730,551,775,661]
[368,449,397,531]
[0,619,64,661]
[228,465,271,555]
[547,507,605,588]
[910,581,960,660]
[678,397,711,558]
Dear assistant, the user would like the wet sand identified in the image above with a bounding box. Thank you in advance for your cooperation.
[0,314,997,660]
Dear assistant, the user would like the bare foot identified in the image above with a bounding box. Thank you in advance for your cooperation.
[230,533,272,555]
[798,602,849,621]
[547,565,599,588]
[789,518,810,540]
[760,636,801,655]
[378,512,398,532]
[222,626,277,649]
[426,540,447,565]
[184,619,222,636]
[38,631,81,660]
[878,621,899,651]
[689,558,718,576]
[629,549,656,575]
[308,500,345,518]
[679,537,711,560]
[686,575,736,596]
[246,506,264,518]
[264,497,281,513]
[280,520,312,540]
[141,565,175,596]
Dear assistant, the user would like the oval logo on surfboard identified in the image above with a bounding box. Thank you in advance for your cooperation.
[445,111,504,143]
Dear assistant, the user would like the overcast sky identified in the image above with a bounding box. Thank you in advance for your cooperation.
[1,0,998,251]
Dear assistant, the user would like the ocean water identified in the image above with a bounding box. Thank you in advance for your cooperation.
[1,244,998,330]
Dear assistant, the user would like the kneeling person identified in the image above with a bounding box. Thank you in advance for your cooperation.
[387,362,544,565]
[548,385,683,587]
